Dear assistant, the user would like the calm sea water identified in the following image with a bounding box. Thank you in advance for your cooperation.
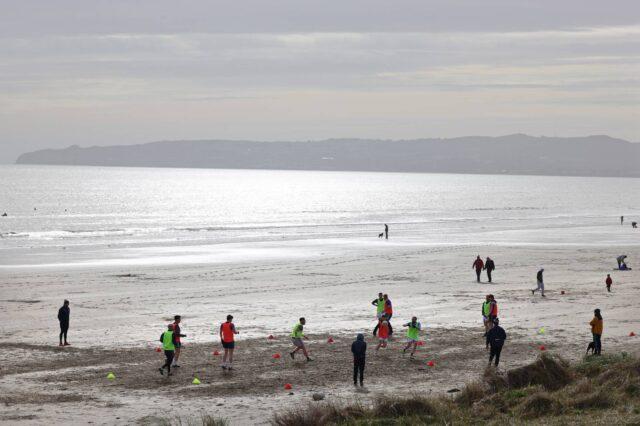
[1,165,639,268]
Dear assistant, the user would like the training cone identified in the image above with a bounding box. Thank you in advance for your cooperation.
[327,337,334,343]
[284,383,292,390]
[155,347,162,352]
[539,345,546,351]
[106,372,115,380]
[630,332,636,337]
[272,353,281,359]
[427,360,435,367]
[192,377,201,385]
[538,327,546,335]
[213,350,220,356]
[416,341,424,346]
[268,335,275,340]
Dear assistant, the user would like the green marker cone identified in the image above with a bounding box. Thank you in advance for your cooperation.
[107,372,116,380]
[192,377,201,385]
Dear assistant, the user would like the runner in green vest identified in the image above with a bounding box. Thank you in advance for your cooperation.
[371,292,385,319]
[482,294,492,335]
[402,316,422,357]
[289,317,313,361]
[158,324,178,376]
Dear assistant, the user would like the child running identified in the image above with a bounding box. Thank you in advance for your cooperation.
[375,314,390,352]
[402,316,421,357]
[290,317,313,361]
[219,314,239,370]
[158,324,178,376]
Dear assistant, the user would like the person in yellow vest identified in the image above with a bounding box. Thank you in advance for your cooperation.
[289,317,313,361]
[158,324,179,376]
[402,316,422,358]
[482,295,492,335]
[371,292,385,319]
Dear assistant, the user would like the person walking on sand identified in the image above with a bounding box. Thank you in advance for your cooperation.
[384,224,389,240]
[621,216,624,225]
[473,256,484,283]
[351,333,367,387]
[531,268,545,297]
[375,315,390,352]
[57,300,70,346]
[158,324,178,376]
[402,316,422,357]
[486,318,507,367]
[605,274,613,292]
[220,314,239,370]
[484,257,495,283]
[482,295,492,335]
[589,309,603,355]
[171,315,186,368]
[290,317,312,361]
[371,292,385,319]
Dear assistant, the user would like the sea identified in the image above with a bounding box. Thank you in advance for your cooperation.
[1,164,639,269]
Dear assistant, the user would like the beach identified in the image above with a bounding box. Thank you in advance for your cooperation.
[2,242,639,424]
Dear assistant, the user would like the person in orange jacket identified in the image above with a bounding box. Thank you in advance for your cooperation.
[589,309,603,355]
[472,256,484,282]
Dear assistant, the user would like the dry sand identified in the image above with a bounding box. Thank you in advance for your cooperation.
[1,243,639,424]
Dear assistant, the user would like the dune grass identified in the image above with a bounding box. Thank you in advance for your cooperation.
[272,352,640,425]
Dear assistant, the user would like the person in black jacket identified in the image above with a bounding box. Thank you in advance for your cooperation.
[351,333,367,386]
[57,300,70,346]
[484,257,495,283]
[486,318,507,367]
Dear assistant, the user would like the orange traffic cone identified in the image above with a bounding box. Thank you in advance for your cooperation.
[272,353,281,359]
[284,383,292,390]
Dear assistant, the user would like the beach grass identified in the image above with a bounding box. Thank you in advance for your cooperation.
[271,352,640,425]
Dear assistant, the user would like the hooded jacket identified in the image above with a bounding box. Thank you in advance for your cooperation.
[351,334,367,360]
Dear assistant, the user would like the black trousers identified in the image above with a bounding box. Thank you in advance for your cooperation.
[476,269,482,282]
[489,344,503,366]
[59,322,69,343]
[353,358,365,385]
[162,350,175,372]
[487,269,492,282]
[373,316,393,336]
[592,333,602,355]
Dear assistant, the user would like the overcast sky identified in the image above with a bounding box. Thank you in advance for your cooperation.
[1,0,639,163]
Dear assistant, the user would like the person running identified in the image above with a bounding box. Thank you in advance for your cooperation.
[473,256,484,283]
[589,309,603,355]
[57,300,70,346]
[158,324,178,376]
[172,315,187,368]
[531,268,545,297]
[384,224,389,240]
[484,257,495,283]
[290,317,312,361]
[617,255,627,269]
[220,314,239,370]
[486,318,507,367]
[351,333,367,387]
[481,295,492,335]
[402,316,421,357]
[374,294,394,336]
[375,315,390,352]
[605,274,612,292]
[371,292,385,319]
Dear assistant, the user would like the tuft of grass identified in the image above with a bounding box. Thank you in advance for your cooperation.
[517,391,563,419]
[138,414,229,426]
[507,353,573,391]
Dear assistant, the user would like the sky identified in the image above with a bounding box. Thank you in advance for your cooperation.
[1,0,639,163]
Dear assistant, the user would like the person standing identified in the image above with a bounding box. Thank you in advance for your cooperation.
[402,316,421,357]
[220,314,239,370]
[158,324,178,376]
[484,257,495,283]
[605,274,613,292]
[172,315,187,368]
[589,309,603,355]
[531,268,545,297]
[57,300,70,346]
[351,333,367,387]
[371,293,385,319]
[373,294,394,335]
[384,224,389,240]
[621,216,624,225]
[473,256,484,283]
[290,317,312,361]
[481,295,492,335]
[375,315,390,351]
[486,318,507,367]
